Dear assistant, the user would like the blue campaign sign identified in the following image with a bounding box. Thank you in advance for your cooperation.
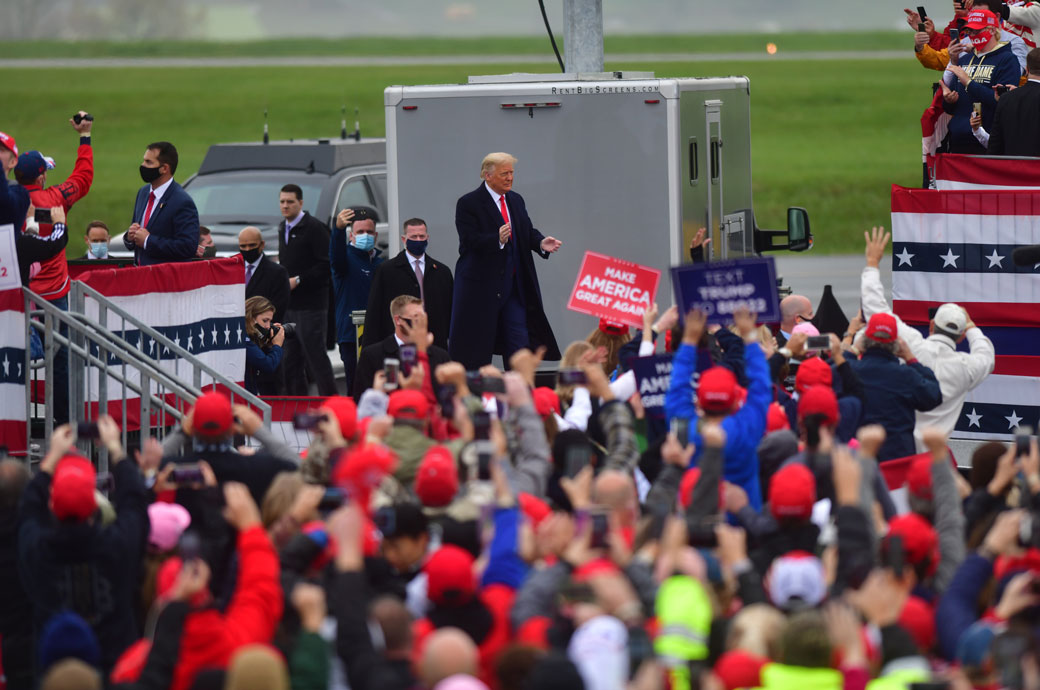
[670,257,781,324]
[630,354,673,420]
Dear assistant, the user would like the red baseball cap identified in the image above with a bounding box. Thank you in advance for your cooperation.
[414,445,459,507]
[697,366,739,413]
[532,387,561,419]
[964,8,1000,29]
[322,396,358,440]
[887,513,940,577]
[425,544,477,606]
[899,596,936,653]
[865,312,898,343]
[768,463,817,521]
[797,385,840,427]
[766,402,791,432]
[51,455,97,522]
[714,650,767,690]
[191,391,233,437]
[518,492,552,527]
[598,319,629,336]
[678,466,726,510]
[906,454,933,500]
[0,132,18,157]
[387,389,429,420]
[795,357,832,395]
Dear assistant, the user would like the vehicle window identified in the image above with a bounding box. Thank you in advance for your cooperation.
[368,173,387,212]
[336,177,374,216]
[187,178,323,218]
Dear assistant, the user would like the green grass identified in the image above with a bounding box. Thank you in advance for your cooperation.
[4,52,929,258]
[0,31,910,59]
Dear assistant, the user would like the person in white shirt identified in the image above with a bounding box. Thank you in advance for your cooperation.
[860,227,995,450]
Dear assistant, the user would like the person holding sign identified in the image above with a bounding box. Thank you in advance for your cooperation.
[448,153,562,369]
[664,308,771,510]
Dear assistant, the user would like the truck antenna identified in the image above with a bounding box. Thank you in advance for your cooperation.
[340,103,348,140]
[263,107,269,145]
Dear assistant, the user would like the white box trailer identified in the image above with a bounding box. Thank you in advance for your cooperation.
[384,72,809,354]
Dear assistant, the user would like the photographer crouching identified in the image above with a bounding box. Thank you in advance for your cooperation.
[244,296,294,395]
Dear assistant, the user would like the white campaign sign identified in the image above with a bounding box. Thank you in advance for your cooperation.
[0,225,21,291]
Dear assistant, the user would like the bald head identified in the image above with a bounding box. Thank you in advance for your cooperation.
[593,470,636,514]
[41,660,100,690]
[370,595,413,655]
[420,628,479,687]
[238,226,263,245]
[779,294,813,332]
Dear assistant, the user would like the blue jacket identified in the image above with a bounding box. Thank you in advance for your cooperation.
[934,553,993,660]
[329,229,383,343]
[123,180,199,266]
[244,337,282,395]
[944,41,1022,152]
[0,171,29,228]
[664,340,771,509]
[846,348,942,461]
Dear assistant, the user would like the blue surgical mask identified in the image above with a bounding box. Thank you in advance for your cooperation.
[89,241,109,259]
[354,233,375,251]
[406,239,428,257]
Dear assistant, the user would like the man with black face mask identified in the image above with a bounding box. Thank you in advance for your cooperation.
[363,217,454,352]
[122,141,199,266]
[240,226,290,324]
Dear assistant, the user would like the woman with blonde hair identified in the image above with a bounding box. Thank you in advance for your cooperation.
[244,295,285,395]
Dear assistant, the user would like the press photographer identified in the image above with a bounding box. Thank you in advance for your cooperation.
[244,295,294,396]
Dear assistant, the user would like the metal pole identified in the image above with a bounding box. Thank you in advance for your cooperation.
[563,0,604,73]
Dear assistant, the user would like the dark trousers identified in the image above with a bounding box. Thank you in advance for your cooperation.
[283,308,337,396]
[496,293,529,365]
[339,342,358,398]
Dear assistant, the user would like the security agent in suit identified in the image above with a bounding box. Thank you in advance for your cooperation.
[448,153,562,370]
[363,217,454,352]
[123,141,199,266]
[353,295,450,400]
[276,183,337,396]
[988,47,1040,156]
[239,226,290,324]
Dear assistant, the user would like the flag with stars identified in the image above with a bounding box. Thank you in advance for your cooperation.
[891,185,1040,440]
[934,154,1040,191]
[77,256,245,428]
[0,288,26,455]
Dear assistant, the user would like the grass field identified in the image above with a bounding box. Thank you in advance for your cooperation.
[4,37,930,258]
[0,31,909,58]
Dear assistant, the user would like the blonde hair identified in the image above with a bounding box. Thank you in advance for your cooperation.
[261,471,305,529]
[245,295,276,343]
[555,340,593,405]
[480,152,517,180]
[586,327,628,376]
[726,603,786,659]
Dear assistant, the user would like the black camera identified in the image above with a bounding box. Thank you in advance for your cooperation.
[996,84,1010,96]
[278,322,297,338]
[72,112,94,125]
[686,518,719,548]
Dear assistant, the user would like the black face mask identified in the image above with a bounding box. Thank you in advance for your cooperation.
[139,165,161,184]
[241,247,262,263]
[406,239,428,257]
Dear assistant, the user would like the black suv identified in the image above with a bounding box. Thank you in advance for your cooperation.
[111,137,388,257]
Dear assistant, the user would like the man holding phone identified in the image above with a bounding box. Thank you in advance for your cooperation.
[331,207,384,394]
[352,295,450,400]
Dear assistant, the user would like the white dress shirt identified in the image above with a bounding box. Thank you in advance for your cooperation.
[485,182,508,249]
[141,177,174,249]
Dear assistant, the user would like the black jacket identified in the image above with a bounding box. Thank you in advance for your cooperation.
[353,334,451,400]
[18,460,149,674]
[246,254,291,324]
[277,212,331,311]
[988,80,1040,156]
[18,221,68,286]
[363,250,454,352]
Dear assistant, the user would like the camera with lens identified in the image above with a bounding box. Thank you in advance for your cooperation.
[277,322,297,338]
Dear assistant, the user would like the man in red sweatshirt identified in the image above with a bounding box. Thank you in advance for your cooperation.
[13,110,94,424]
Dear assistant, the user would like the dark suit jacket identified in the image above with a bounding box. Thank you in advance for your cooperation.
[448,184,560,369]
[988,80,1040,156]
[353,334,450,400]
[277,212,331,311]
[123,180,199,266]
[362,250,454,352]
[246,254,291,324]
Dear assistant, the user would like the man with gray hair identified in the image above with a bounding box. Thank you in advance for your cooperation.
[448,152,563,369]
[860,227,994,451]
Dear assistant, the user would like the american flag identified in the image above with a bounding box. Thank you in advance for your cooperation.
[891,178,1040,440]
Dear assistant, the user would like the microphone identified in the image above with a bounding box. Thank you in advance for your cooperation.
[1012,245,1040,267]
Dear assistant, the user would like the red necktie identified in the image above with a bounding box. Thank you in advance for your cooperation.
[499,195,511,240]
[142,191,156,228]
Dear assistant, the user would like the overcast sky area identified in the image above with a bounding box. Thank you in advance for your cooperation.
[6,0,919,40]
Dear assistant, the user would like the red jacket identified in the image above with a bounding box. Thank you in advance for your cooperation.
[26,142,93,300]
[413,584,516,689]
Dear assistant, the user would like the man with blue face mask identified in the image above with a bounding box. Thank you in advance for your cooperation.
[331,207,384,394]
[362,217,454,352]
[81,221,110,260]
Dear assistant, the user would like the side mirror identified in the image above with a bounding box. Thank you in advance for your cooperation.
[786,207,812,252]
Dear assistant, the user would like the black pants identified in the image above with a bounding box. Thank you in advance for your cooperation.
[283,308,337,396]
[339,342,358,398]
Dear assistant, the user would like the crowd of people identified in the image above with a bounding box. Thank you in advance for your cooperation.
[908,0,1040,159]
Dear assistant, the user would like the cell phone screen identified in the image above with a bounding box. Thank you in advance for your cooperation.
[805,335,831,351]
[472,411,491,441]
[384,358,400,390]
[670,417,690,447]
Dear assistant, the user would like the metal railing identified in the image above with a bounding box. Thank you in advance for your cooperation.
[26,283,270,470]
